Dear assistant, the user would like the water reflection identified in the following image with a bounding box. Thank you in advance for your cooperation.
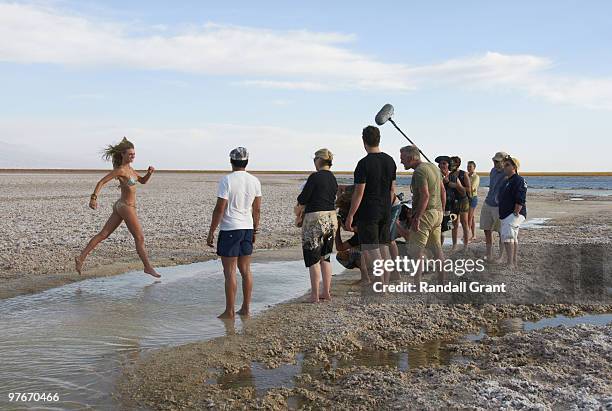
[211,313,612,405]
[0,258,315,410]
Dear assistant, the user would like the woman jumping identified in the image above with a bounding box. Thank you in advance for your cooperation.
[75,137,160,278]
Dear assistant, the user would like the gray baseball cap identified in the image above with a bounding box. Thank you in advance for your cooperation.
[230,147,249,161]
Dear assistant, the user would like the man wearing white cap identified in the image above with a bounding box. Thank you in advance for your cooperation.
[480,151,508,260]
[207,147,262,319]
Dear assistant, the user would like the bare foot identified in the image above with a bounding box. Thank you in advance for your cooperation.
[236,307,250,316]
[320,293,332,301]
[306,295,319,303]
[144,267,161,278]
[218,310,235,319]
[74,256,83,275]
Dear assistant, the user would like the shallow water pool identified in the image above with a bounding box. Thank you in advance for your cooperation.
[0,257,332,410]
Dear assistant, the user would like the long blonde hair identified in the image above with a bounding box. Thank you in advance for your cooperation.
[102,137,134,169]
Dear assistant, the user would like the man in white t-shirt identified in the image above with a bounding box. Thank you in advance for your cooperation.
[206,147,262,319]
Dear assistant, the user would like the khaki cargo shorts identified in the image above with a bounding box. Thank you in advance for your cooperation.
[480,202,500,232]
[408,208,443,251]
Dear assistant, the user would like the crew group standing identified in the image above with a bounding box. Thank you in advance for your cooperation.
[78,131,526,316]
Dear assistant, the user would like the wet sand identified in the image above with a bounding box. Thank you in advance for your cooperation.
[2,172,612,409]
[117,187,611,409]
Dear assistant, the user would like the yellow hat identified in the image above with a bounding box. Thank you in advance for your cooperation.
[314,148,333,161]
[504,156,520,170]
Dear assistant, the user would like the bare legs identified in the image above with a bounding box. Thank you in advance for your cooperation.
[412,243,444,284]
[484,229,493,259]
[389,241,401,281]
[503,241,519,268]
[76,211,122,274]
[219,255,253,318]
[237,256,253,315]
[451,212,470,251]
[459,212,470,250]
[361,245,391,285]
[220,256,237,318]
[75,205,159,278]
[484,229,504,262]
[468,207,476,240]
[121,207,160,277]
[308,258,333,303]
[356,253,370,285]
[321,260,332,300]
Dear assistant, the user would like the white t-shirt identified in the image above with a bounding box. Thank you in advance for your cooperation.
[217,171,262,231]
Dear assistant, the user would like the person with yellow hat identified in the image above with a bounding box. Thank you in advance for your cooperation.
[497,155,527,268]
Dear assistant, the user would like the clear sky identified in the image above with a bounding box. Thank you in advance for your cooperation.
[1,0,611,171]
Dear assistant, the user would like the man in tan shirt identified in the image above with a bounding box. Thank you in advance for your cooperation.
[400,145,446,281]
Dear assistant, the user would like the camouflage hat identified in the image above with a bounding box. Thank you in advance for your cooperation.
[230,147,249,161]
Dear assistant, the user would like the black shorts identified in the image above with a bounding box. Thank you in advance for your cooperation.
[357,214,391,249]
[217,229,254,257]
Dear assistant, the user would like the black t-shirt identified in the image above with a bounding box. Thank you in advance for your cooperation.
[353,152,397,222]
[297,170,338,213]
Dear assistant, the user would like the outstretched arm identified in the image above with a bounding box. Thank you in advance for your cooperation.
[89,170,119,209]
[137,166,155,184]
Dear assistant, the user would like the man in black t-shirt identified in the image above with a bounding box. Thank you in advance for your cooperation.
[345,125,397,284]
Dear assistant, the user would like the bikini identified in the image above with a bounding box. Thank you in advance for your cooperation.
[114,176,137,212]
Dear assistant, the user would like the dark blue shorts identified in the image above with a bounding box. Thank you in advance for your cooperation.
[470,196,478,209]
[217,229,254,257]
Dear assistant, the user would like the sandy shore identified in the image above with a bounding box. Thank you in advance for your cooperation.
[2,172,611,408]
[113,183,611,409]
[0,172,305,299]
[2,171,610,300]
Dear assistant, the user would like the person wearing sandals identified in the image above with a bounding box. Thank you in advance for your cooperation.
[297,148,338,303]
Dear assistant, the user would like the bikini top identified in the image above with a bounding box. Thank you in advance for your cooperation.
[119,176,137,187]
